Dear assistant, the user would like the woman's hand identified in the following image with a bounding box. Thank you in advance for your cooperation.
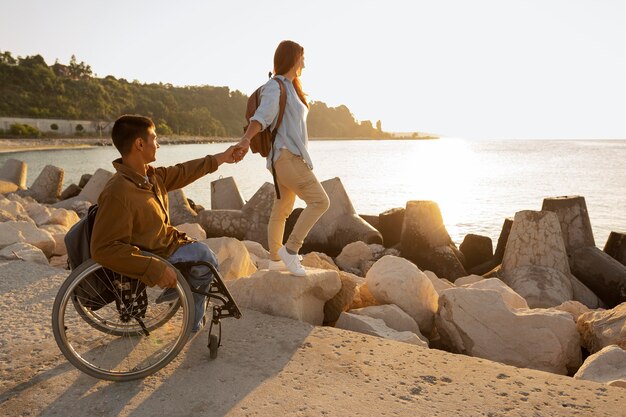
[233,137,251,161]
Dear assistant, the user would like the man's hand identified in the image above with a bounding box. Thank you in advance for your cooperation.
[155,266,178,288]
[233,138,250,161]
[215,145,240,165]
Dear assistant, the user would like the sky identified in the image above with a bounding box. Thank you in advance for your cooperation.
[1,0,624,139]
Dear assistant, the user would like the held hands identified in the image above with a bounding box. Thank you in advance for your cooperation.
[233,137,251,162]
[216,145,244,165]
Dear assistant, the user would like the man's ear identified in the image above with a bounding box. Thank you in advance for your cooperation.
[134,137,144,151]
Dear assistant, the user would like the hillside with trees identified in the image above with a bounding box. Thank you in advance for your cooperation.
[0,51,392,138]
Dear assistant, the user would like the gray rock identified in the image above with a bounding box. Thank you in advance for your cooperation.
[18,165,63,204]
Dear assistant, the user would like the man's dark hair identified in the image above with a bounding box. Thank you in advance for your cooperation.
[111,115,155,155]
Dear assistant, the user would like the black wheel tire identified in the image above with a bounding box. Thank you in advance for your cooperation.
[52,256,194,381]
[209,334,219,360]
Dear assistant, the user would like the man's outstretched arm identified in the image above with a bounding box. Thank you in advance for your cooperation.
[158,145,239,191]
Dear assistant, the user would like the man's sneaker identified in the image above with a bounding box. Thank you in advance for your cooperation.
[278,246,306,277]
[156,288,178,304]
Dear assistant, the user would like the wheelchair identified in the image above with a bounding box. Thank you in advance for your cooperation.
[52,255,241,382]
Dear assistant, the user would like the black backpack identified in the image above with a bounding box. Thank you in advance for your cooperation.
[64,204,117,310]
[65,204,99,269]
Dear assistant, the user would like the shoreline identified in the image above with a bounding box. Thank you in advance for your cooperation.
[0,135,438,154]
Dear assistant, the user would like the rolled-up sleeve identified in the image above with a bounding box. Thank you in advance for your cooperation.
[250,79,280,131]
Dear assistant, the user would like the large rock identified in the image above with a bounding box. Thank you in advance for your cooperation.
[0,221,56,257]
[570,274,605,309]
[349,280,379,310]
[243,240,270,269]
[501,210,575,308]
[365,255,438,334]
[464,278,529,310]
[454,274,484,286]
[168,189,198,226]
[573,345,626,388]
[436,287,582,375]
[323,271,359,324]
[77,168,113,203]
[0,242,48,264]
[400,200,466,280]
[78,173,92,188]
[459,234,493,270]
[335,241,373,275]
[175,223,206,240]
[542,196,626,308]
[210,176,244,210]
[505,265,573,308]
[18,165,63,204]
[304,177,382,256]
[577,303,626,353]
[378,207,404,248]
[24,202,79,228]
[502,210,570,275]
[227,268,341,325]
[201,237,256,280]
[423,270,455,295]
[0,180,19,194]
[604,231,626,267]
[60,183,81,200]
[0,209,15,222]
[40,224,70,256]
[551,300,591,322]
[569,246,626,308]
[0,199,30,221]
[469,218,514,275]
[242,240,270,261]
[198,182,274,246]
[335,312,428,347]
[53,169,113,209]
[542,196,595,251]
[0,158,27,191]
[350,304,421,335]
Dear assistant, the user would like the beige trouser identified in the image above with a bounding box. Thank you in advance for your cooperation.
[268,149,330,261]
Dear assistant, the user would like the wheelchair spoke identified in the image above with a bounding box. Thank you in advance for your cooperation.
[53,259,194,381]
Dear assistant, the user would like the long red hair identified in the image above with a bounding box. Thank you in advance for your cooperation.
[273,40,309,108]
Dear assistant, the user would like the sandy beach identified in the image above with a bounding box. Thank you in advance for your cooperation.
[0,259,624,417]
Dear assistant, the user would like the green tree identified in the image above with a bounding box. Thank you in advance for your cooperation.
[0,50,392,139]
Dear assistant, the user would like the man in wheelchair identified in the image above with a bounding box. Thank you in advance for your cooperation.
[90,114,240,332]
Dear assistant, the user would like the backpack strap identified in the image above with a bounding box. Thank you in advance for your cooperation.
[269,77,287,199]
[272,78,287,137]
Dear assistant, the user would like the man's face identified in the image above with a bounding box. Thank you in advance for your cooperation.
[140,127,159,163]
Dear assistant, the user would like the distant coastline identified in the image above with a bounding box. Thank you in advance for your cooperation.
[0,135,439,154]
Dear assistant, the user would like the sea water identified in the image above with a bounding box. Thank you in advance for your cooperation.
[2,138,624,246]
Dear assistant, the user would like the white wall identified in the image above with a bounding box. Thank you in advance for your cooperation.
[0,117,113,135]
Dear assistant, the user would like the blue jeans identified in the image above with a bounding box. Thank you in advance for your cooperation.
[167,242,218,331]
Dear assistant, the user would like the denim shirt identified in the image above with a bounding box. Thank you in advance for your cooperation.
[249,75,313,170]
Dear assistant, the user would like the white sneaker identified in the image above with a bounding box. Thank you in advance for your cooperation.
[278,246,306,277]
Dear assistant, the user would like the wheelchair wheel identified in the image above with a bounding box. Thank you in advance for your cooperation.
[52,258,194,381]
[69,260,180,336]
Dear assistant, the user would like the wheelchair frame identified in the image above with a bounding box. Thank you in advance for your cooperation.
[52,257,242,381]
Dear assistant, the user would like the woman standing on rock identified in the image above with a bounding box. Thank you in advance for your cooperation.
[236,40,329,277]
